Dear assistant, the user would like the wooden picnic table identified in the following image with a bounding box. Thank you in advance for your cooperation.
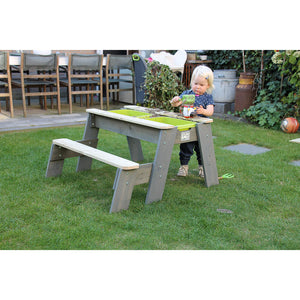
[82,108,218,200]
[46,107,219,212]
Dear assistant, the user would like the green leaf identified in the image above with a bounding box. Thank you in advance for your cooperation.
[289,55,297,65]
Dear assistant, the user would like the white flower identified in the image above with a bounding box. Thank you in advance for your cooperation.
[271,52,284,64]
[293,51,300,58]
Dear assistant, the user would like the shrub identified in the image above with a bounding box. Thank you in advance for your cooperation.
[273,50,300,118]
[143,60,185,110]
[206,50,299,129]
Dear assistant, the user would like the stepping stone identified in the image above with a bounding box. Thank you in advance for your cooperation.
[223,143,271,155]
[290,138,300,144]
[217,209,233,214]
[290,160,300,167]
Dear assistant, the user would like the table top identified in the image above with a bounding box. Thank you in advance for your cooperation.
[122,105,213,124]
[86,108,175,129]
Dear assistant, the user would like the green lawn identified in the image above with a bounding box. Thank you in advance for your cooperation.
[1,118,299,249]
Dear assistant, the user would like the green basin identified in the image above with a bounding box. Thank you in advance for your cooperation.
[148,117,196,131]
[109,109,151,118]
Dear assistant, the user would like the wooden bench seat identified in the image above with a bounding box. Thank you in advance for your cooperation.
[51,138,139,170]
[46,138,151,213]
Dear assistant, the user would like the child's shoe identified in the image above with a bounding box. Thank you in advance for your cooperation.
[177,165,188,177]
[198,165,204,177]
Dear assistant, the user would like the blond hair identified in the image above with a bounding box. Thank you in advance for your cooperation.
[190,65,214,94]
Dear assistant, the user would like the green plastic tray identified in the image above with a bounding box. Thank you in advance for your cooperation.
[109,109,151,118]
[148,117,196,131]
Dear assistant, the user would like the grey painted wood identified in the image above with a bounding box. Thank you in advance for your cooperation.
[46,109,220,213]
[110,163,153,213]
[45,144,64,177]
[113,168,121,190]
[86,108,174,129]
[77,114,99,172]
[145,127,177,204]
[94,115,162,144]
[52,139,139,170]
[195,123,219,187]
[174,127,198,144]
[133,163,152,185]
[110,169,137,213]
[127,136,144,162]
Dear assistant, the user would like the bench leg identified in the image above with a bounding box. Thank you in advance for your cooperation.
[110,169,137,213]
[45,144,65,177]
[195,123,219,187]
[113,168,121,190]
[77,114,99,172]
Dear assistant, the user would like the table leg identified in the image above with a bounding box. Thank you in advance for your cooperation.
[127,136,144,162]
[76,114,99,172]
[145,128,177,204]
[195,123,219,187]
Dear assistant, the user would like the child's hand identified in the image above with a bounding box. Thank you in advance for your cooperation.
[170,96,182,107]
[195,105,214,116]
[196,105,205,115]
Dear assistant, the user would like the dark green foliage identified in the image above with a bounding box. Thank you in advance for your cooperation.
[143,61,185,110]
[206,50,299,129]
[206,50,243,72]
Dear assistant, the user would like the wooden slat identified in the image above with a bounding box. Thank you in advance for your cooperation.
[53,138,139,170]
[24,74,57,79]
[25,91,59,97]
[72,90,100,95]
[86,108,175,130]
[156,111,213,123]
[71,74,101,79]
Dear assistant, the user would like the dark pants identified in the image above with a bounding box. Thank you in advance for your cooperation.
[179,141,202,165]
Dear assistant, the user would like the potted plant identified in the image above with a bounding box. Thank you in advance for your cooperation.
[143,60,185,111]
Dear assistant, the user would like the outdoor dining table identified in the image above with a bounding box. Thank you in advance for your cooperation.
[76,107,219,207]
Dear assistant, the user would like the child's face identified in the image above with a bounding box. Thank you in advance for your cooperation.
[191,76,210,95]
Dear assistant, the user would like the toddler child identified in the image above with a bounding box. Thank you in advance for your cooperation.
[170,65,214,177]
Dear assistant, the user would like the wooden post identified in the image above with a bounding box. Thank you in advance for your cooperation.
[195,123,219,187]
[145,127,177,204]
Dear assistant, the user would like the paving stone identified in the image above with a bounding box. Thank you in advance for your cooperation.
[289,160,300,167]
[290,138,300,144]
[223,143,271,155]
[217,208,233,214]
[0,113,87,132]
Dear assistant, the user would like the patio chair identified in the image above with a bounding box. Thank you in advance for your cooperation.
[105,54,135,110]
[60,54,103,113]
[11,53,61,117]
[0,51,14,117]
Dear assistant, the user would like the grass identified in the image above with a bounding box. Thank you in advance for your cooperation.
[0,118,300,250]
